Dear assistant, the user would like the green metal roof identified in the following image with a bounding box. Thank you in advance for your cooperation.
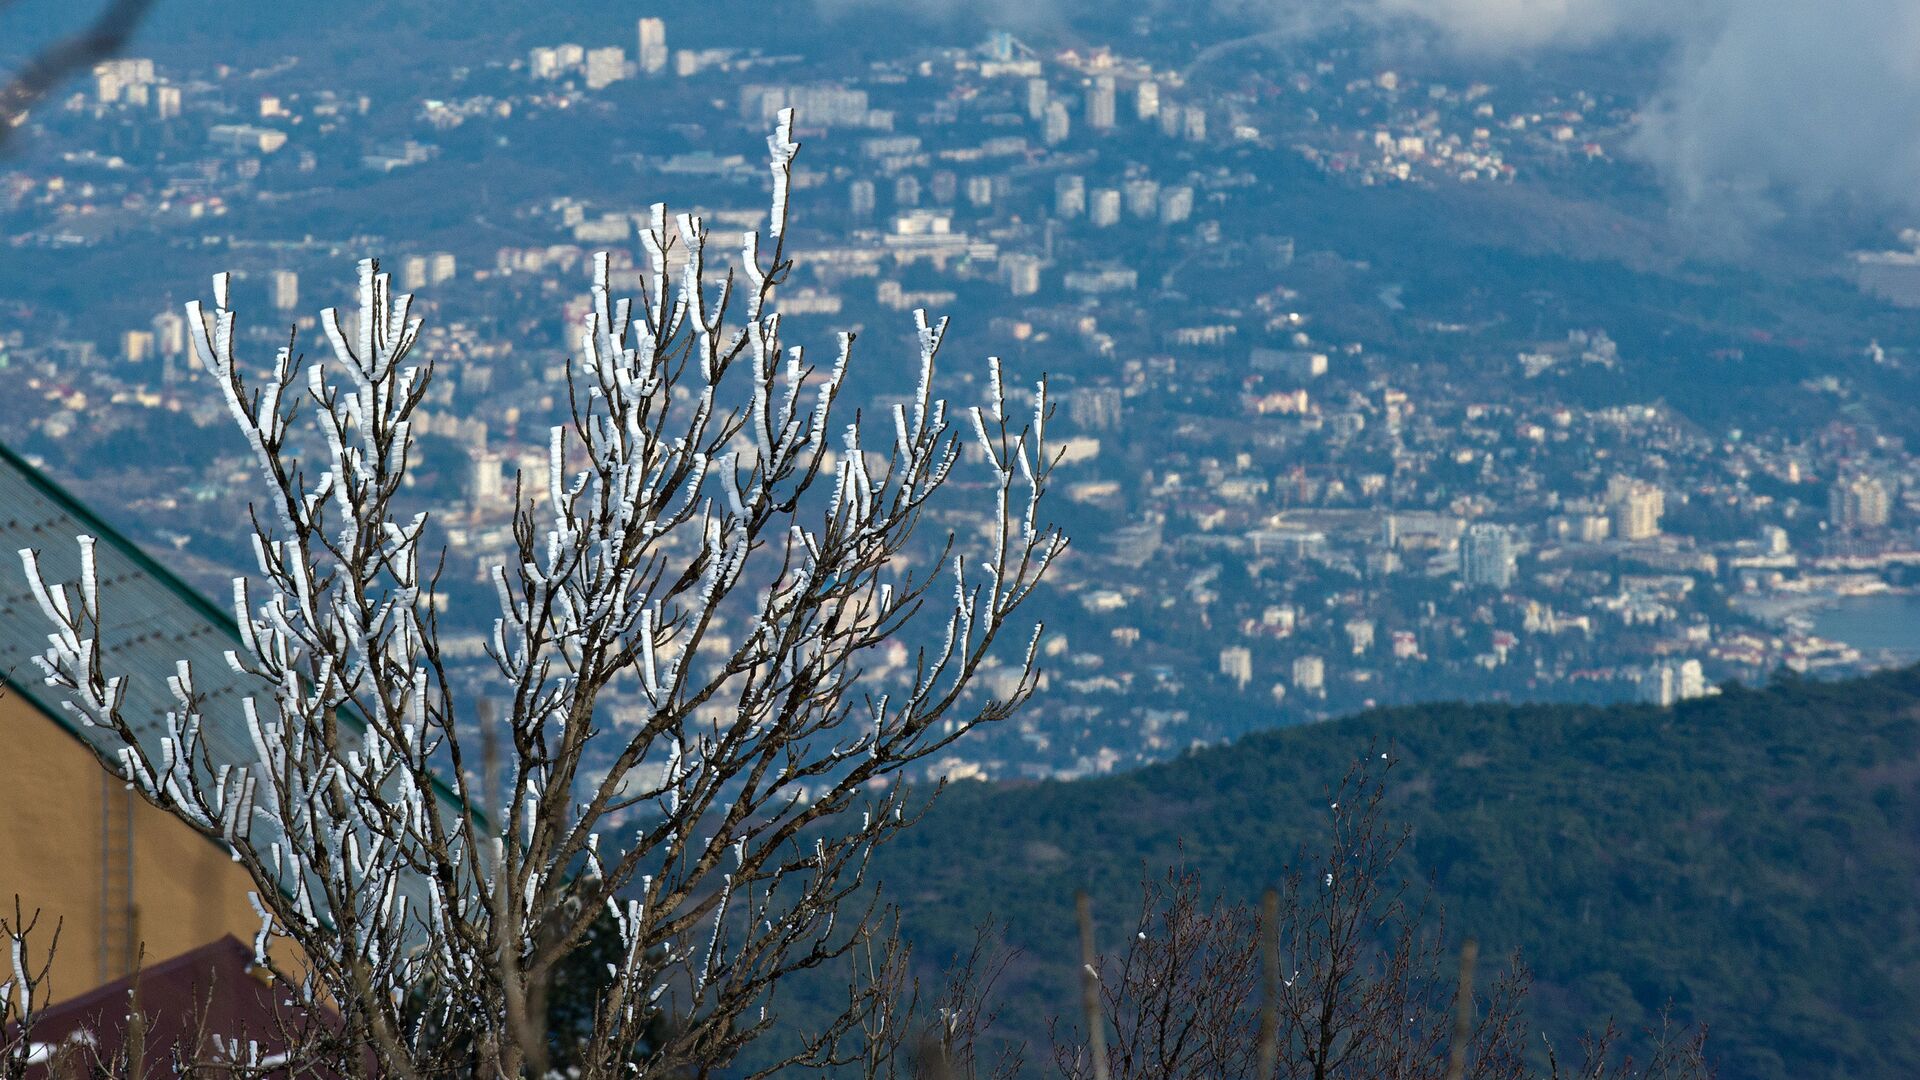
[0,440,482,904]
[0,440,266,765]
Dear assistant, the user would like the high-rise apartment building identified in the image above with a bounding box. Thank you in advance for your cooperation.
[1220,646,1254,689]
[1122,178,1160,219]
[1830,474,1891,531]
[1134,80,1160,122]
[150,310,186,358]
[930,170,958,206]
[1025,78,1050,121]
[1089,188,1121,227]
[267,270,299,312]
[1000,253,1043,297]
[1042,100,1071,145]
[121,330,154,364]
[1087,75,1116,131]
[1292,655,1325,694]
[1460,523,1516,589]
[1606,477,1664,540]
[636,18,669,74]
[849,179,876,221]
[1157,185,1194,225]
[1053,174,1086,219]
[1182,104,1207,142]
[584,47,627,90]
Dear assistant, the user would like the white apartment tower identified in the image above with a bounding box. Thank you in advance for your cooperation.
[1830,474,1891,532]
[267,270,299,312]
[1219,646,1253,689]
[1089,188,1122,227]
[1292,655,1325,694]
[585,47,627,90]
[1087,75,1117,131]
[1054,174,1086,219]
[1025,78,1050,121]
[1134,80,1160,122]
[1606,477,1664,540]
[1042,100,1071,145]
[1460,522,1517,589]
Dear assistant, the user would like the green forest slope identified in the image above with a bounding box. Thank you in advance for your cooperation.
[866,668,1920,1080]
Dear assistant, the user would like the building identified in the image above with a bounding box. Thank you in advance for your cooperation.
[120,330,154,364]
[1068,386,1123,431]
[1607,477,1664,540]
[1344,618,1375,654]
[153,84,181,120]
[637,17,669,74]
[965,175,993,208]
[207,124,287,155]
[1157,185,1194,225]
[1182,104,1207,142]
[849,179,876,221]
[1249,348,1327,380]
[1219,646,1253,689]
[1087,75,1117,131]
[1000,253,1043,297]
[1122,178,1160,219]
[1291,654,1325,694]
[93,58,155,104]
[585,47,627,90]
[1025,78,1050,120]
[1830,474,1891,532]
[529,46,563,79]
[1043,100,1071,145]
[1089,188,1121,227]
[1460,522,1516,589]
[1638,658,1709,707]
[267,269,299,311]
[1054,174,1086,219]
[429,252,458,286]
[1134,80,1160,121]
[150,310,186,358]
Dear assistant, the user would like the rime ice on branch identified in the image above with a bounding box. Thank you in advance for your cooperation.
[18,107,1064,1077]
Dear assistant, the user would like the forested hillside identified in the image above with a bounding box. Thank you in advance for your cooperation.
[863,668,1920,1080]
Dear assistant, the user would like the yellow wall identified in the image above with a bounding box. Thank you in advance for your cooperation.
[0,690,269,1004]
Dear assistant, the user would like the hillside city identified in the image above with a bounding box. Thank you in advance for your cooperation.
[4,16,1920,788]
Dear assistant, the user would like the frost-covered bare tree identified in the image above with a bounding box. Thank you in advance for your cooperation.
[17,109,1064,1077]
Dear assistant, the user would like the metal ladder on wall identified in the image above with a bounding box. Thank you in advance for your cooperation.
[99,770,137,985]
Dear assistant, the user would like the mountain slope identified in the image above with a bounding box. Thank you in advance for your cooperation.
[869,669,1920,1080]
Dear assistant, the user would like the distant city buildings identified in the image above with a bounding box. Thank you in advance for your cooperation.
[1087,76,1117,131]
[584,47,627,90]
[1042,100,1071,145]
[267,270,298,312]
[1460,523,1517,589]
[1638,658,1710,707]
[1607,477,1665,540]
[636,18,669,75]
[1292,655,1325,695]
[1830,474,1891,532]
[1219,646,1253,689]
